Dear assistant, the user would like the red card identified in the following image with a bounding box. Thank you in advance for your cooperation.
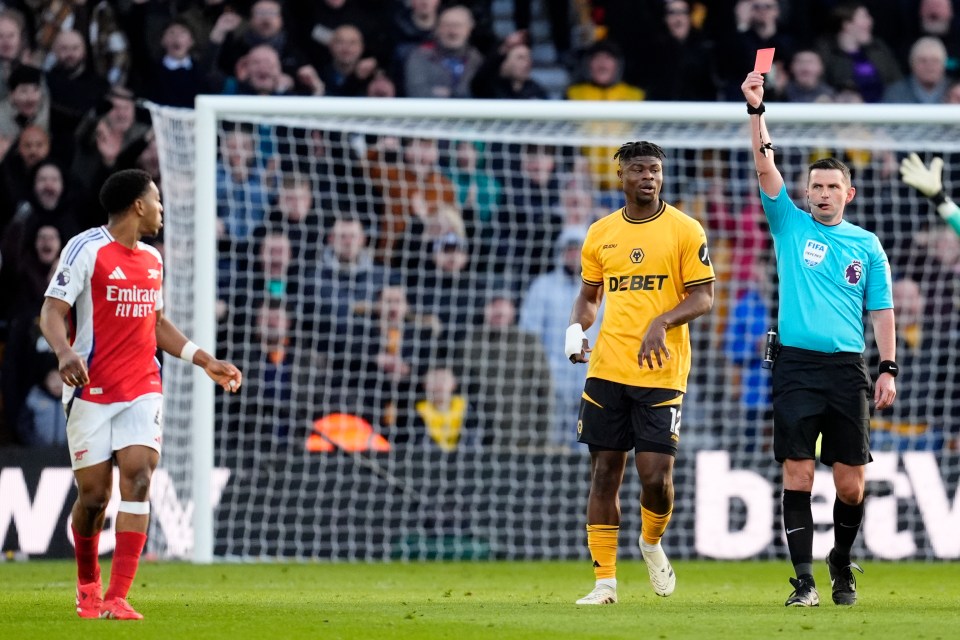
[754,48,775,73]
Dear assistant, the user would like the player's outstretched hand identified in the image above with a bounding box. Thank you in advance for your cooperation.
[741,71,765,107]
[899,153,943,198]
[204,360,243,393]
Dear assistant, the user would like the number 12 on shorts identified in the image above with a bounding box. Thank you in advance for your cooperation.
[669,406,681,436]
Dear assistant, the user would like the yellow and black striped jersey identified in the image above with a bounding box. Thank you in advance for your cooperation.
[581,202,715,390]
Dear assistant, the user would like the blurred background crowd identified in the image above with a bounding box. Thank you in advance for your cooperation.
[0,0,957,455]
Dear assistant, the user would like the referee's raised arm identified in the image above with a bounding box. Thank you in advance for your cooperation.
[742,71,784,198]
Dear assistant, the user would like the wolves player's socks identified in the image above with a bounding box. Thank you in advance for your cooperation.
[586,524,619,580]
[640,505,673,546]
[783,490,814,578]
[104,531,147,601]
[832,496,864,564]
[72,525,101,583]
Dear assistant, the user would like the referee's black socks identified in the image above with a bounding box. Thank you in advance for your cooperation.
[783,489,814,579]
[832,496,864,566]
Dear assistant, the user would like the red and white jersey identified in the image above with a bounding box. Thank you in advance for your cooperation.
[45,226,164,404]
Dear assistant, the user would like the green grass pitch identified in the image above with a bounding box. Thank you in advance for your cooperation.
[2,560,958,639]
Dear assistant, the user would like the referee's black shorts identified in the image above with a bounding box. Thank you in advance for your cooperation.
[772,346,872,467]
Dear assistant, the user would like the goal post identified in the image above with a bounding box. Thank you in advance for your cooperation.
[148,97,960,563]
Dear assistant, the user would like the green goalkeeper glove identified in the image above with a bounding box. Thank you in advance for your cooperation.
[899,153,943,198]
[900,152,960,236]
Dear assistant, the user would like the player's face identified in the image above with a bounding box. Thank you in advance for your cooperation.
[618,156,663,206]
[806,169,854,224]
[139,181,164,236]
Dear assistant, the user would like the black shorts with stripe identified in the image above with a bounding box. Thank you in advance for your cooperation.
[577,377,683,455]
[772,346,872,466]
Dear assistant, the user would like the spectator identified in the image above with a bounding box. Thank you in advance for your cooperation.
[495,143,564,283]
[470,32,547,100]
[944,79,960,103]
[0,124,49,228]
[217,0,322,96]
[391,0,440,76]
[883,37,950,104]
[816,2,902,103]
[69,86,153,228]
[868,277,954,451]
[366,69,396,97]
[566,40,643,196]
[318,24,378,97]
[643,0,717,101]
[225,44,300,96]
[408,366,473,451]
[0,161,79,300]
[413,230,492,340]
[460,292,550,448]
[289,0,391,73]
[404,5,483,98]
[304,216,387,341]
[328,284,439,440]
[224,298,318,447]
[16,353,66,446]
[715,0,795,101]
[723,258,775,450]
[0,8,33,102]
[44,30,110,146]
[35,1,129,87]
[216,127,271,243]
[519,228,602,446]
[514,0,570,64]
[363,135,457,265]
[141,18,220,108]
[444,139,501,226]
[783,49,834,103]
[0,64,49,141]
[908,0,960,75]
[0,220,60,436]
[262,172,323,263]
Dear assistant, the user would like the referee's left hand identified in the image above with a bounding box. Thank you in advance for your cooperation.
[874,374,896,410]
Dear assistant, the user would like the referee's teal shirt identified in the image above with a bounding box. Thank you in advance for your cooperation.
[760,185,893,354]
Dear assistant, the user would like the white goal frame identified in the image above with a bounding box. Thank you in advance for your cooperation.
[185,96,960,563]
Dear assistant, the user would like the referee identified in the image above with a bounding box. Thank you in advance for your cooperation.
[741,71,897,608]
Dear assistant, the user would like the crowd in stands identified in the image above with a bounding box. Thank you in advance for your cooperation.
[0,0,958,452]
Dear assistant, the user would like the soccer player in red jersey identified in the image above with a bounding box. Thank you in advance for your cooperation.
[40,169,243,620]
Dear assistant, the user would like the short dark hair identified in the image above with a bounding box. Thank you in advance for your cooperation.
[808,157,852,185]
[99,169,153,216]
[613,141,666,164]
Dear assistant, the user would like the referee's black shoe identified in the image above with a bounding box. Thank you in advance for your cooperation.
[784,575,819,607]
[826,550,864,605]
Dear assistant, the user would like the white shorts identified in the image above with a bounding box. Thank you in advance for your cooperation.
[66,393,163,470]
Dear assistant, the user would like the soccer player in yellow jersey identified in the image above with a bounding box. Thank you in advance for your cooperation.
[565,141,715,605]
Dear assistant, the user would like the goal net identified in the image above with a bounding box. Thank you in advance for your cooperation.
[148,98,960,563]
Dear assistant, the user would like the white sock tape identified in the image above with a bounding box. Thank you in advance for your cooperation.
[118,500,150,515]
[179,340,200,364]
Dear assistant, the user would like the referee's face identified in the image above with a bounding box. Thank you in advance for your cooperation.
[806,168,854,225]
[619,156,663,207]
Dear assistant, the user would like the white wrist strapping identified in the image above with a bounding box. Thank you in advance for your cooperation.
[179,340,200,364]
[564,323,587,359]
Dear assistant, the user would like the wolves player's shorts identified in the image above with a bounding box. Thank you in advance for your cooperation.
[65,393,163,470]
[577,378,683,455]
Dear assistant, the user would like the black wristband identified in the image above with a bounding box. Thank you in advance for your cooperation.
[747,102,765,115]
[930,190,948,207]
[879,360,899,378]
